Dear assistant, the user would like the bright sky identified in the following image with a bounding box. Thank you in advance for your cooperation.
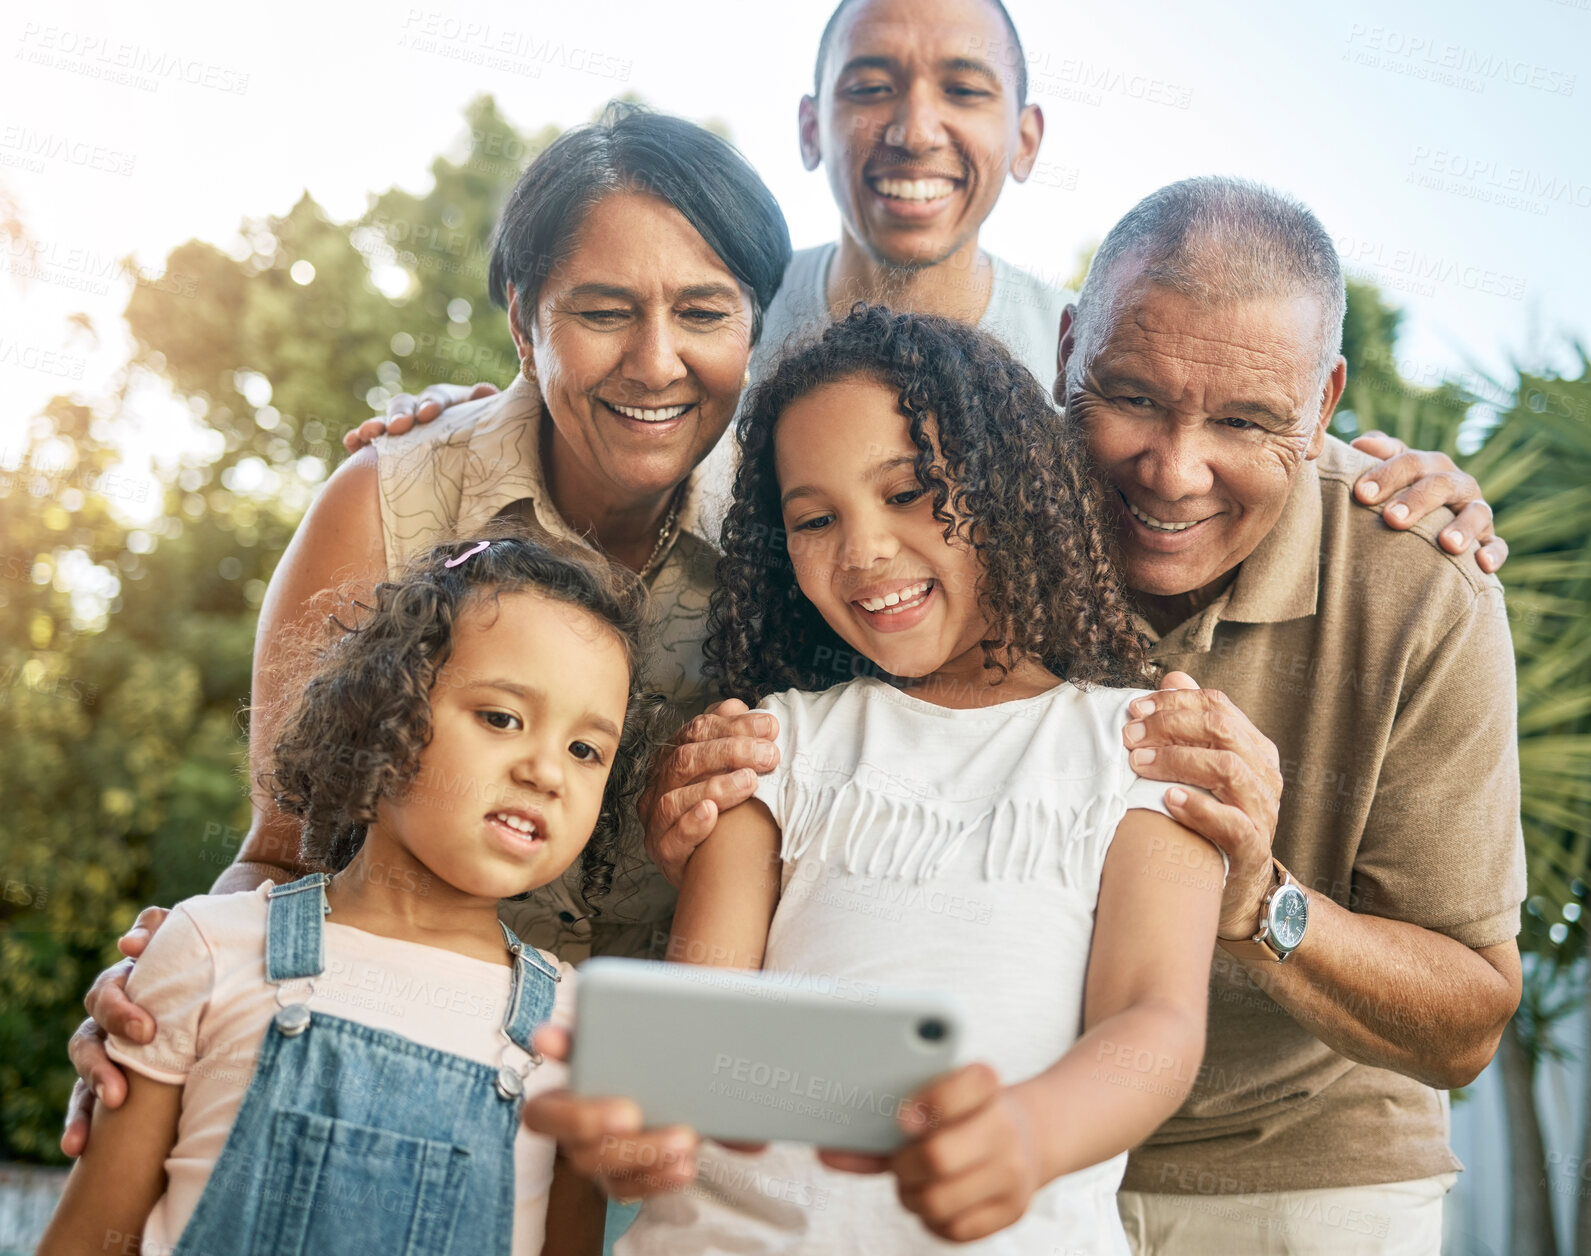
[3,0,1588,500]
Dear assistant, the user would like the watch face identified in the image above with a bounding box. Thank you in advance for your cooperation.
[1269,884,1309,951]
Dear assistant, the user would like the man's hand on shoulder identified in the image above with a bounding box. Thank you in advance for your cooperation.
[1349,431,1507,574]
[341,381,499,453]
[1124,673,1282,939]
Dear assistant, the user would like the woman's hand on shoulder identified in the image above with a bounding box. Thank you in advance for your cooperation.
[641,700,780,887]
[342,381,499,453]
[61,906,169,1157]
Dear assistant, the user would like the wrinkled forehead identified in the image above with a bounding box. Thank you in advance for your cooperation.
[1103,277,1322,368]
[1093,281,1325,419]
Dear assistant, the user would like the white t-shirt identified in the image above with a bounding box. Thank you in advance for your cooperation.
[696,243,1072,540]
[106,883,576,1256]
[620,676,1178,1256]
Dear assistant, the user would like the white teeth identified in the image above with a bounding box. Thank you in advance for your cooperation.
[870,177,955,202]
[1126,500,1201,533]
[857,580,932,613]
[489,812,539,837]
[608,402,690,423]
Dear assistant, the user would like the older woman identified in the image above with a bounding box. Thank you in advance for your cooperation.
[63,104,790,1155]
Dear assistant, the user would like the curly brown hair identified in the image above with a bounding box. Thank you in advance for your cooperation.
[263,526,663,910]
[705,304,1147,702]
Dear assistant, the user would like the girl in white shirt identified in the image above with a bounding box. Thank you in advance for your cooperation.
[41,533,658,1256]
[619,306,1224,1255]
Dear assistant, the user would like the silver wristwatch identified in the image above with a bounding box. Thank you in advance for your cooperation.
[1224,858,1309,962]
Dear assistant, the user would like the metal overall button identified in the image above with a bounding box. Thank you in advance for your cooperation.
[495,1036,543,1100]
[273,980,316,1037]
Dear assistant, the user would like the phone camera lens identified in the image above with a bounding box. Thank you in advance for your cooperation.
[917,1018,947,1042]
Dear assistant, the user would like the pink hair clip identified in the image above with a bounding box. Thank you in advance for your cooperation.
[444,540,492,568]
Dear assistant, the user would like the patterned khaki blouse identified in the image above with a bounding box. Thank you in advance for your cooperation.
[372,374,719,961]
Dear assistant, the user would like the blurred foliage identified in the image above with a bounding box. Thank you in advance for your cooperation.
[1333,281,1591,954]
[1,101,1588,1167]
[0,94,543,1161]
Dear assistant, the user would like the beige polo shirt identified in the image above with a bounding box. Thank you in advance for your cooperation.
[1123,435,1526,1195]
[372,375,718,961]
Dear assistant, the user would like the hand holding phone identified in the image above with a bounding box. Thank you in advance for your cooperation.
[877,1063,1047,1244]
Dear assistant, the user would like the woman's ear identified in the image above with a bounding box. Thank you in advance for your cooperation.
[505,284,536,379]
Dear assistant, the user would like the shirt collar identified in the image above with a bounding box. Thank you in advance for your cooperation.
[455,373,709,560]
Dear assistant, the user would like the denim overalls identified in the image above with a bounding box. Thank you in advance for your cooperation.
[173,873,560,1255]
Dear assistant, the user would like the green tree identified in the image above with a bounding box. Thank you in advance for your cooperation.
[0,93,547,1162]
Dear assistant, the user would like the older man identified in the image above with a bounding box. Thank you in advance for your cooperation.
[1057,177,1522,1254]
[640,178,1524,1252]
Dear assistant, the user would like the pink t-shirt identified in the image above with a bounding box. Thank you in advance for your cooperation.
[106,883,576,1255]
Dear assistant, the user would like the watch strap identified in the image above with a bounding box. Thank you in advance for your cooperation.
[1218,933,1285,963]
[1217,858,1297,963]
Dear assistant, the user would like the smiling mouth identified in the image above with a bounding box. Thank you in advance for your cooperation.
[487,810,543,841]
[601,400,694,424]
[854,579,935,614]
[1120,491,1213,534]
[866,176,958,203]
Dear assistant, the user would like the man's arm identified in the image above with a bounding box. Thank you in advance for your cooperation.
[1129,584,1525,1088]
[1220,906,1518,1089]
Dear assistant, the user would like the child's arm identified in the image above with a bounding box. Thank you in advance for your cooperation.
[878,809,1223,1243]
[523,796,782,1191]
[543,1151,607,1256]
[665,796,782,970]
[37,1070,182,1255]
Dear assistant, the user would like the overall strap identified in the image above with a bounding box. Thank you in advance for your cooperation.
[265,874,331,983]
[499,921,560,1054]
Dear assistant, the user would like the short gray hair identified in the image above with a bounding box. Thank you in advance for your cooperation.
[1069,177,1346,411]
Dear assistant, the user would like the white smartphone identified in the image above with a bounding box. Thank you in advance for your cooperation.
[569,958,966,1153]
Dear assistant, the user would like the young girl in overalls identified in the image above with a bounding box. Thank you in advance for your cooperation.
[42,534,657,1256]
[617,307,1227,1255]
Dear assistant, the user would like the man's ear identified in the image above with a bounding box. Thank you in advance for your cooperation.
[799,95,822,172]
[1054,304,1078,403]
[1308,356,1347,460]
[1009,103,1044,182]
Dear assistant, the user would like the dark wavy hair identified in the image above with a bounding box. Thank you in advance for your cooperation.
[705,304,1148,702]
[488,101,791,346]
[263,528,662,910]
